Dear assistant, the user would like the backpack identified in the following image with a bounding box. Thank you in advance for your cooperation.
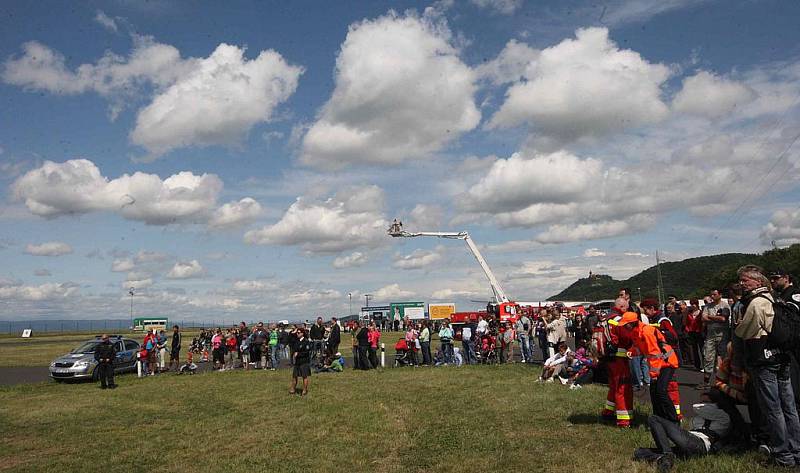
[758,294,800,353]
[591,321,614,359]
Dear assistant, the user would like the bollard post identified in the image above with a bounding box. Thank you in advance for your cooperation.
[137,360,142,378]
[381,343,385,368]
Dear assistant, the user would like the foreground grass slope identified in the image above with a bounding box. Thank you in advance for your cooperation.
[1,364,779,473]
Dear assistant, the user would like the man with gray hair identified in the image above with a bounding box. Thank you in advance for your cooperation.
[736,265,800,467]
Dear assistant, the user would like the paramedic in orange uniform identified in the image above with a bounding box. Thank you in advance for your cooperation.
[641,298,683,420]
[629,305,681,423]
[601,298,638,427]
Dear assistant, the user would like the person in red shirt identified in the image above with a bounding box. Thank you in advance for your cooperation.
[683,299,703,372]
[368,322,381,368]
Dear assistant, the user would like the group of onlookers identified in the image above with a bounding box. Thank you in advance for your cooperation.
[628,266,800,471]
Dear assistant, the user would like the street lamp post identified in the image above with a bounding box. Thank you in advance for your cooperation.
[348,292,352,316]
[129,287,135,329]
[364,294,372,310]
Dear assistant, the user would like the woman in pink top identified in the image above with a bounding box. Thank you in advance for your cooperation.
[368,323,381,368]
[211,329,225,370]
[405,323,419,365]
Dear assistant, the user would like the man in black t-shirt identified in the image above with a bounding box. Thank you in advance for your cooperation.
[290,328,312,396]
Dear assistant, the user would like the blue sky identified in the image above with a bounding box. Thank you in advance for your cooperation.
[1,0,799,321]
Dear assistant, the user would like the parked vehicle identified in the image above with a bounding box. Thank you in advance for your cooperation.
[49,335,140,382]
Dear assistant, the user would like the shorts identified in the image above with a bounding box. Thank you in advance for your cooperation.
[170,348,180,361]
[148,350,158,363]
[293,362,311,378]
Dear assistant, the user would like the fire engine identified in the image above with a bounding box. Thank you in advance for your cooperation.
[388,220,521,324]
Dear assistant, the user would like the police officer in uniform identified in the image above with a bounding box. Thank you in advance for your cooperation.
[94,334,117,389]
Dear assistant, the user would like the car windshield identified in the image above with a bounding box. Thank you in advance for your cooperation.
[70,341,101,354]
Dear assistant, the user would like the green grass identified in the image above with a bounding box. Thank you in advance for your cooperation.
[0,364,782,473]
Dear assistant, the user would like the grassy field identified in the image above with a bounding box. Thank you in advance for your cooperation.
[0,363,781,473]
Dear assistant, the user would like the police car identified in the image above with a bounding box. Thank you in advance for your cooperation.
[49,335,140,381]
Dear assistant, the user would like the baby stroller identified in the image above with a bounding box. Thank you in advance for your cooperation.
[394,339,413,367]
[477,334,498,364]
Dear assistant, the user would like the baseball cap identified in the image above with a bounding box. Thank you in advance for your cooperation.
[769,268,789,279]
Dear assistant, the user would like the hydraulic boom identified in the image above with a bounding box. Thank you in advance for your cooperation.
[387,220,509,304]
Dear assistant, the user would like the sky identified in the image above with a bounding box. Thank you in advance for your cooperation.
[1,0,800,322]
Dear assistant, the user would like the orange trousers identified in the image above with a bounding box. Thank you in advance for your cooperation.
[601,358,633,427]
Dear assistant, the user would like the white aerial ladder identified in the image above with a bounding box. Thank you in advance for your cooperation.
[388,220,519,321]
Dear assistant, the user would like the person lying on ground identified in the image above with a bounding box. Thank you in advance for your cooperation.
[633,388,749,472]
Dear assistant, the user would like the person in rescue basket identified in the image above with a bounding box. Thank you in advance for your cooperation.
[601,298,637,427]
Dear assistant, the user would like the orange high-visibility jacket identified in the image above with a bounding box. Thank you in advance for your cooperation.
[635,324,679,379]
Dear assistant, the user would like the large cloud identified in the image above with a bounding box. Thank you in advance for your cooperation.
[0,280,79,301]
[761,209,800,246]
[456,147,742,243]
[299,11,480,169]
[3,37,301,157]
[673,71,756,118]
[130,44,302,158]
[12,159,258,227]
[244,186,388,254]
[24,242,73,256]
[462,151,603,213]
[488,27,670,147]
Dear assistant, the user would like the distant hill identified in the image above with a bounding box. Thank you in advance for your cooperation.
[548,244,800,301]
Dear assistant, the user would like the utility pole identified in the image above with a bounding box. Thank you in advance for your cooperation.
[655,251,665,305]
[348,292,353,316]
[364,294,372,309]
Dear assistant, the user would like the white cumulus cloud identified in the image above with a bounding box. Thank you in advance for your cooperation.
[130,43,302,159]
[3,37,301,157]
[12,159,258,227]
[373,284,415,301]
[332,251,369,269]
[300,11,480,170]
[488,27,671,148]
[392,248,443,270]
[0,281,79,301]
[111,258,135,272]
[244,186,388,254]
[24,241,73,256]
[208,198,263,229]
[166,260,206,279]
[673,71,756,118]
[761,209,800,246]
